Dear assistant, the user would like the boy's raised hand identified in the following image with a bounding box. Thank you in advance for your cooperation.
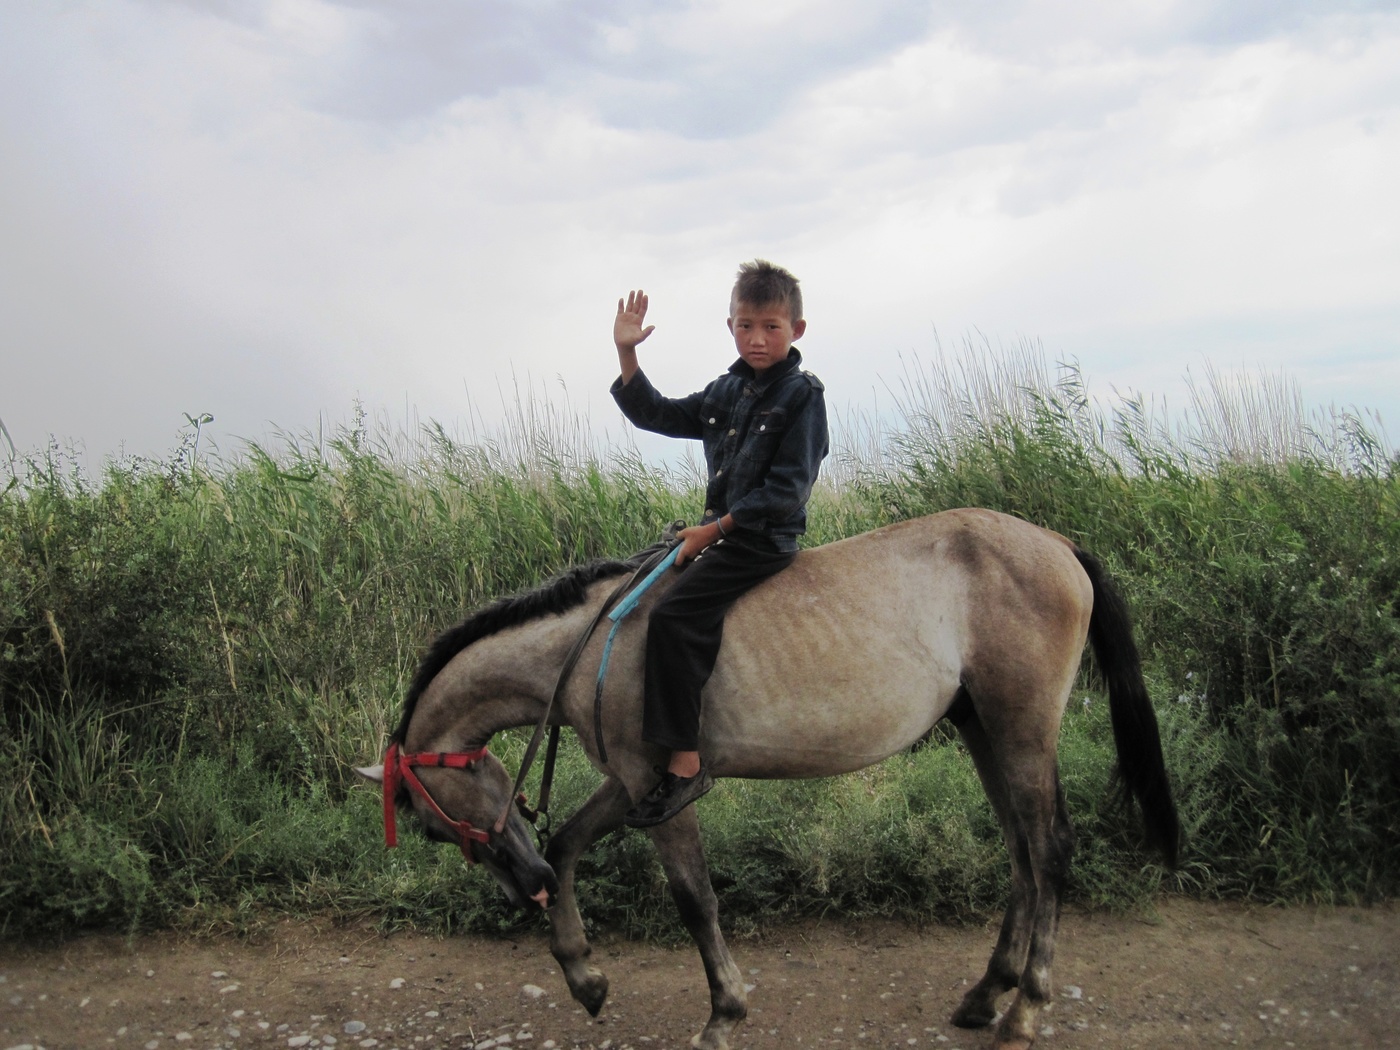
[614,290,655,351]
[614,289,655,385]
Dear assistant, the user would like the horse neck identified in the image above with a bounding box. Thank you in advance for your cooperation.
[407,600,594,750]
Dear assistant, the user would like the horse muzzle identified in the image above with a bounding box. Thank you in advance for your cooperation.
[477,825,559,911]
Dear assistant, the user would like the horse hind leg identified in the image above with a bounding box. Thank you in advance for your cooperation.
[542,776,631,1016]
[993,772,1074,1050]
[951,710,1075,1050]
[950,711,1031,1029]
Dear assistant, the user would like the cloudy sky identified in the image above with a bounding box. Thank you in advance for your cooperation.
[3,0,1398,467]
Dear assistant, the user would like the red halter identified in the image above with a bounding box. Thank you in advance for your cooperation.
[381,741,493,862]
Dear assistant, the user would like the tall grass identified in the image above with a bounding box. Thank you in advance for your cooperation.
[1,356,1396,940]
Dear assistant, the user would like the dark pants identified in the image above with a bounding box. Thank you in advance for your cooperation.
[642,535,796,752]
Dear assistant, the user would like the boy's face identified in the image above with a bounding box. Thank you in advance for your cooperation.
[727,300,806,376]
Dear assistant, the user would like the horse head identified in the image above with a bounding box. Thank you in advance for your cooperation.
[356,745,559,912]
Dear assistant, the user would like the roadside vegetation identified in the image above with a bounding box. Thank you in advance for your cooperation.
[3,348,1396,939]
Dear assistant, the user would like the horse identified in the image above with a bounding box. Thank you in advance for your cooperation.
[356,508,1179,1050]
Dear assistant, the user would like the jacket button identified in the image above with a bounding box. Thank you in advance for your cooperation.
[759,425,766,431]
[728,428,736,436]
[708,417,716,424]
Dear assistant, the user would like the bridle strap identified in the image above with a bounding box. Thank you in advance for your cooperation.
[384,742,492,861]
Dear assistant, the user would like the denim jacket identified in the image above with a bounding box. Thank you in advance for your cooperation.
[611,349,828,552]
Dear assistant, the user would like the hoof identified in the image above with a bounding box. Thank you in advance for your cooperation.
[992,992,1041,1049]
[950,997,999,1029]
[568,967,609,1017]
[690,1013,742,1050]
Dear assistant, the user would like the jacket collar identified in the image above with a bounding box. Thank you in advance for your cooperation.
[727,347,804,389]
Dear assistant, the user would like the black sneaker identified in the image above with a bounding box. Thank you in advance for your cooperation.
[624,766,715,828]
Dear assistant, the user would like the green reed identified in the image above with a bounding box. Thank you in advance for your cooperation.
[1,358,1396,938]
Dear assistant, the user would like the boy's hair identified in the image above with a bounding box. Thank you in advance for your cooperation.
[730,259,803,323]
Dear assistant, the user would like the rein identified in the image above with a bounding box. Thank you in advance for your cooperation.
[496,528,683,836]
[592,544,680,763]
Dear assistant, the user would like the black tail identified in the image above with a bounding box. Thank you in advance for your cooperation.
[1075,549,1181,867]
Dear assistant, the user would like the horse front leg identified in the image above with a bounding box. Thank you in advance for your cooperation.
[542,776,631,1016]
[648,807,747,1050]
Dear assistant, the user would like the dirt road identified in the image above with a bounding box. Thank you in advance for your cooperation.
[3,900,1396,1049]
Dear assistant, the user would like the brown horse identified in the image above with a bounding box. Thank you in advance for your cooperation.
[357,509,1179,1050]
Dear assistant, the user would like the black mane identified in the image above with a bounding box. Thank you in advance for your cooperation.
[391,556,640,743]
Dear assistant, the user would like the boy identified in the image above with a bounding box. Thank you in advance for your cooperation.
[610,260,829,827]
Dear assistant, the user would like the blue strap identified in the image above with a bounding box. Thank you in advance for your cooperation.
[608,545,679,623]
[596,545,679,708]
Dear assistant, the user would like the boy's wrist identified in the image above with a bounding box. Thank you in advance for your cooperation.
[616,346,640,383]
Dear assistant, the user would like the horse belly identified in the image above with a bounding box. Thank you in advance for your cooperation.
[701,594,963,779]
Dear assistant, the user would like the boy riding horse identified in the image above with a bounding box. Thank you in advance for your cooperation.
[610,260,829,827]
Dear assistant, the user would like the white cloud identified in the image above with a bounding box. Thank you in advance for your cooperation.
[1,0,1397,464]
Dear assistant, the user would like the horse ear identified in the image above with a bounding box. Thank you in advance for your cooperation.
[355,764,385,783]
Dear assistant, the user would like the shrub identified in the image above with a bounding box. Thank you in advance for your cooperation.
[2,364,1396,938]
